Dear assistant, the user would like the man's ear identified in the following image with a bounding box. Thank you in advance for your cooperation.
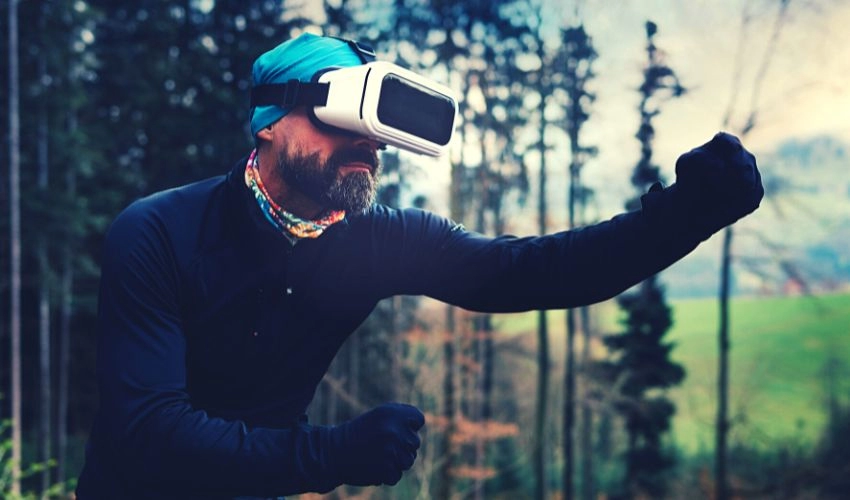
[256,123,274,143]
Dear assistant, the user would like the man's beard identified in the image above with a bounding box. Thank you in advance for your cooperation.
[275,145,381,214]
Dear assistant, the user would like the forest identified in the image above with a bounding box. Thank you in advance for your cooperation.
[2,0,849,499]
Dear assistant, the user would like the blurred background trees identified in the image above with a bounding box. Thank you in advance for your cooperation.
[2,0,849,498]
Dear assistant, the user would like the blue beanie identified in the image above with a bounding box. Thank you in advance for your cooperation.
[250,33,364,137]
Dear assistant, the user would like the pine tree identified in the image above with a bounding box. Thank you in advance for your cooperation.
[597,21,685,499]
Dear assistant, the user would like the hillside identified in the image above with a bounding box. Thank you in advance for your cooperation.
[492,292,850,454]
[667,292,850,452]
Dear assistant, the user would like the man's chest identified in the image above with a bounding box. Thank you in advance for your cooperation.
[177,238,379,409]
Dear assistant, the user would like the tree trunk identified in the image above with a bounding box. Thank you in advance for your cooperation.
[471,136,491,500]
[438,100,470,499]
[480,316,493,423]
[714,2,791,495]
[563,307,576,500]
[8,0,23,494]
[563,161,581,500]
[57,232,73,491]
[580,305,594,500]
[534,310,549,500]
[716,226,733,500]
[391,295,401,402]
[627,426,638,493]
[438,305,458,499]
[38,255,52,496]
[533,86,550,500]
[474,314,493,500]
[37,41,54,497]
[56,90,79,496]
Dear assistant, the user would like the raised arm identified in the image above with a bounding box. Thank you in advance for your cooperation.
[377,132,762,312]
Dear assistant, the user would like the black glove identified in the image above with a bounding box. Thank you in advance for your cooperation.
[328,402,425,487]
[645,132,764,240]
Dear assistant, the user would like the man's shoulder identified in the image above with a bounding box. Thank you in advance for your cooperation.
[105,172,235,258]
[349,204,465,239]
[129,175,229,219]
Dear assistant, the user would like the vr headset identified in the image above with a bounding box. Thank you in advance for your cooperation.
[251,40,458,157]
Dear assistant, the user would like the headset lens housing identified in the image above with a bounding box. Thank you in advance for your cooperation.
[377,74,455,147]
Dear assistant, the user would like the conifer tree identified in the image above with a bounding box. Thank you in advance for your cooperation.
[597,21,685,499]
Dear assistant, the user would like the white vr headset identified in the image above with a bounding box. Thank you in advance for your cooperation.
[251,41,458,157]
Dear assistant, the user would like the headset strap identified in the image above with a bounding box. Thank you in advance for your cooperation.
[330,37,377,64]
[250,80,330,108]
[251,38,375,108]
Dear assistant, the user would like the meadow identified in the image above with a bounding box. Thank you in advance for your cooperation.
[666,292,850,453]
[494,291,850,454]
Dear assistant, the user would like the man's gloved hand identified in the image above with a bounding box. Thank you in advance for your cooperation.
[328,403,425,487]
[668,131,764,238]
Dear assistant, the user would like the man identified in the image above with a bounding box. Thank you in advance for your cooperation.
[76,33,763,499]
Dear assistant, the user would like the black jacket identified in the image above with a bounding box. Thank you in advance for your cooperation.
[76,158,704,499]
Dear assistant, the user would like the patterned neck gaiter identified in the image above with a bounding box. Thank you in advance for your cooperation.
[244,149,346,241]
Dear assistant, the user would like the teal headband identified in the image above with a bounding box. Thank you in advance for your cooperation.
[249,33,364,137]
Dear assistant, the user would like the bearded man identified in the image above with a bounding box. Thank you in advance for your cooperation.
[76,33,763,499]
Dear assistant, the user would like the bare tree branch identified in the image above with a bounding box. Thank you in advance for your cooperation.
[742,0,792,135]
[722,0,755,129]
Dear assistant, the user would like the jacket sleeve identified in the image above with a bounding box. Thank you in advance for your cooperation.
[95,201,342,497]
[373,185,706,312]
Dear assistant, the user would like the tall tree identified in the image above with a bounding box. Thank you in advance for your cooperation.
[559,22,598,500]
[531,10,552,497]
[390,3,481,496]
[388,2,536,495]
[56,136,76,492]
[36,3,53,494]
[12,2,122,490]
[465,52,530,496]
[562,22,598,500]
[6,0,23,494]
[597,20,685,499]
[52,2,102,487]
[715,2,792,498]
[394,3,470,495]
[578,304,595,500]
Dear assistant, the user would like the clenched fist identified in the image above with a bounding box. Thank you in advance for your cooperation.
[328,403,425,487]
[648,132,764,240]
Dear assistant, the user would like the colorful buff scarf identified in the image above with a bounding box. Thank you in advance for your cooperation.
[244,149,346,240]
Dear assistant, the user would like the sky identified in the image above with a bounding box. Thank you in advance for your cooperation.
[537,0,850,297]
[292,0,850,224]
[544,0,850,218]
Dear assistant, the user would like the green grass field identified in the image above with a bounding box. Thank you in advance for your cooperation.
[666,292,850,453]
[492,292,850,454]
